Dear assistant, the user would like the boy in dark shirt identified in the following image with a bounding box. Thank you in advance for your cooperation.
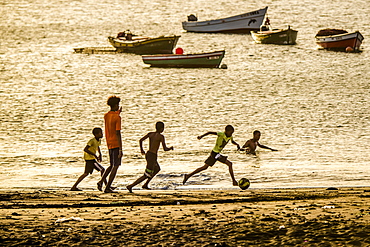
[126,122,173,192]
[241,130,277,155]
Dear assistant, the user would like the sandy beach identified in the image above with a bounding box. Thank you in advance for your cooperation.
[0,187,369,246]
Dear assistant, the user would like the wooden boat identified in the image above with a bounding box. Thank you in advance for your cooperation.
[108,35,180,55]
[315,29,364,51]
[182,7,268,33]
[251,25,298,45]
[73,47,117,54]
[142,50,225,68]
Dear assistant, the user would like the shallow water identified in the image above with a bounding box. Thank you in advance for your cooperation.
[1,0,369,190]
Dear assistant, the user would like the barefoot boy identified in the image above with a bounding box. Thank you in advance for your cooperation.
[183,125,240,186]
[71,128,106,191]
[241,130,277,155]
[126,122,173,193]
[98,96,122,193]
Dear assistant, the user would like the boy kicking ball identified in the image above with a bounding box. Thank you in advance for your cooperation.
[183,125,240,186]
[71,128,106,191]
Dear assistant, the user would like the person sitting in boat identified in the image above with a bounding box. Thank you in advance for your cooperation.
[187,14,198,21]
[126,30,133,40]
[117,31,125,38]
[260,17,271,31]
[264,17,271,26]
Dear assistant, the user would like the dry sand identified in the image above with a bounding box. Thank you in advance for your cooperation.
[0,187,369,246]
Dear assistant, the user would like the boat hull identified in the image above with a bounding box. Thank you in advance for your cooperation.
[182,7,268,33]
[142,51,225,68]
[251,28,298,45]
[315,31,364,51]
[108,35,180,55]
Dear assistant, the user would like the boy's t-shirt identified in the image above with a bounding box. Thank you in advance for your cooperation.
[84,137,101,160]
[213,132,233,153]
[104,111,121,149]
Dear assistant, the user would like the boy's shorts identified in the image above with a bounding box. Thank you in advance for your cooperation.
[85,160,104,174]
[205,151,228,166]
[109,148,122,166]
[144,151,160,178]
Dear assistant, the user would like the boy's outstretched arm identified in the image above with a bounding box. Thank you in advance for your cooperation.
[161,135,174,151]
[139,133,150,155]
[257,143,278,151]
[197,131,217,140]
[231,140,241,150]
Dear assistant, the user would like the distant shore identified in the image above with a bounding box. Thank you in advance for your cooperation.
[1,187,369,246]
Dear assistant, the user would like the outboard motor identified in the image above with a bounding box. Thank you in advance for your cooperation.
[187,14,198,21]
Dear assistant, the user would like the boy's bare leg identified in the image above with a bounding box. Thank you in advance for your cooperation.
[100,169,107,185]
[126,176,148,193]
[97,169,108,191]
[71,173,89,191]
[142,176,154,189]
[104,166,119,193]
[225,160,238,186]
[183,164,209,184]
[98,166,112,191]
[142,166,160,189]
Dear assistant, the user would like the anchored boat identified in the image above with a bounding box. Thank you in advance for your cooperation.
[251,18,298,45]
[315,29,364,51]
[182,7,268,33]
[142,50,225,68]
[108,35,180,55]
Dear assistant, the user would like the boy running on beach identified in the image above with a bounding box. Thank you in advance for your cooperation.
[71,128,106,191]
[126,122,173,193]
[98,96,122,193]
[183,125,240,186]
[241,130,277,155]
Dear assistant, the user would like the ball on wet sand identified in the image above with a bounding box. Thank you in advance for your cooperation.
[238,178,250,190]
[346,46,354,53]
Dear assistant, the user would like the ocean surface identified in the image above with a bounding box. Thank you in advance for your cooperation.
[1,0,369,190]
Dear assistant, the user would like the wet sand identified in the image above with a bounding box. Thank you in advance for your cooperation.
[0,187,369,246]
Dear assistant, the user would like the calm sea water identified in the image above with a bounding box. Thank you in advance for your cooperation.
[1,0,369,190]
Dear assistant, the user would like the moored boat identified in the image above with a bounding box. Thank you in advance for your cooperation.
[142,50,225,68]
[108,35,180,55]
[251,18,298,45]
[315,29,364,52]
[182,7,268,33]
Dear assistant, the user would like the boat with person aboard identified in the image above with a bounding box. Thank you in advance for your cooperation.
[251,18,298,45]
[142,49,225,68]
[315,29,364,52]
[108,31,180,54]
[182,7,268,33]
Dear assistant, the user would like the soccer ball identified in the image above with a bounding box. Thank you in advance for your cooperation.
[238,178,250,190]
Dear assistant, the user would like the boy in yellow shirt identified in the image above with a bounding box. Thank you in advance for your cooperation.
[183,125,240,186]
[71,128,106,191]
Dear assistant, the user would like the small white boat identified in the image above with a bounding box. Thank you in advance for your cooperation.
[182,7,268,33]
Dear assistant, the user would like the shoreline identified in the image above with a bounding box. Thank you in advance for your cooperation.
[1,186,369,207]
[1,187,369,246]
[1,184,370,191]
